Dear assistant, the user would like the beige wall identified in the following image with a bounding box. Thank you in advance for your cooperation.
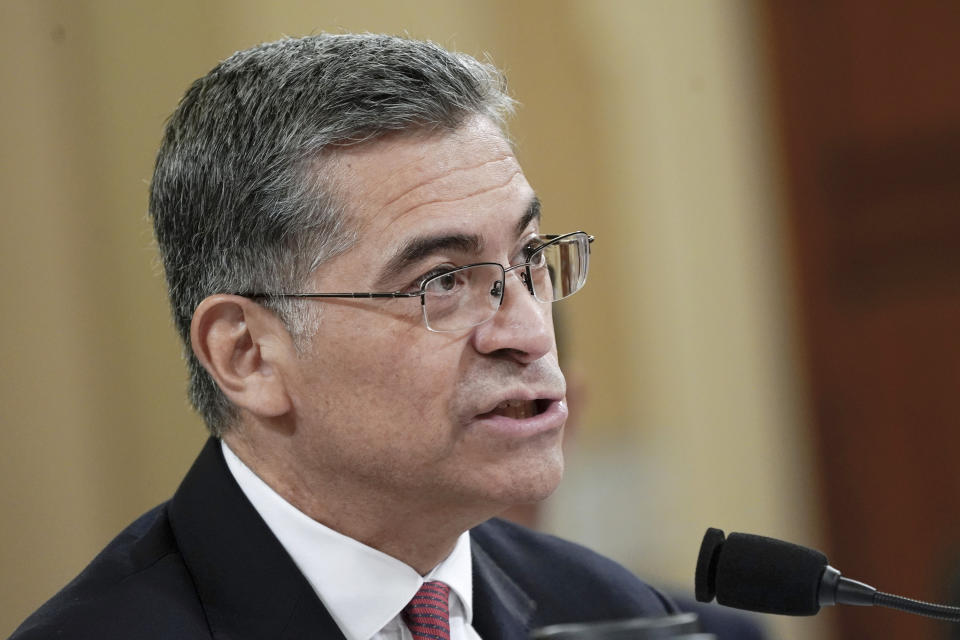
[0,2,829,638]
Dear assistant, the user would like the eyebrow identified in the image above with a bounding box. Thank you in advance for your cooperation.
[376,196,542,286]
[516,196,541,237]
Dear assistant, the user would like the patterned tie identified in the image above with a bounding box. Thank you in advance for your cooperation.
[402,580,451,640]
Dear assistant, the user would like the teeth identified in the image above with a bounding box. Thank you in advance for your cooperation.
[493,399,537,419]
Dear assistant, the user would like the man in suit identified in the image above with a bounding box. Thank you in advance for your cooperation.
[11,34,677,639]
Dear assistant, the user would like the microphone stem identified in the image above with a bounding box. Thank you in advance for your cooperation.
[875,592,960,623]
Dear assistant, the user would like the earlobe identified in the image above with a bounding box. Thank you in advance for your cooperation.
[190,295,293,418]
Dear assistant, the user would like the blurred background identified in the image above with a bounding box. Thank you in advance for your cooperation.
[3,2,959,639]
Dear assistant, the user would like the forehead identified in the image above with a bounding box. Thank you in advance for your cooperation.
[329,116,534,244]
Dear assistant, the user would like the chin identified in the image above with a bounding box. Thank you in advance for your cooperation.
[495,449,565,506]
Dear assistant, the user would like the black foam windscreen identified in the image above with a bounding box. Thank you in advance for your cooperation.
[714,532,828,616]
[694,527,725,603]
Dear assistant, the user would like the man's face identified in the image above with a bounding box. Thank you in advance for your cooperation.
[282,116,566,520]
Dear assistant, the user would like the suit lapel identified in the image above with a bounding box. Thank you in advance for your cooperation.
[169,439,542,639]
[168,438,346,640]
[471,537,536,640]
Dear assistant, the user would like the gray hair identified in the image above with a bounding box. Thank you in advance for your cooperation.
[149,34,515,436]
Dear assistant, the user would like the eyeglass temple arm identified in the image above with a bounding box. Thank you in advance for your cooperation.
[538,232,595,244]
[239,292,421,299]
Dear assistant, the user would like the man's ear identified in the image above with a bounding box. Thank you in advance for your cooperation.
[190,295,293,418]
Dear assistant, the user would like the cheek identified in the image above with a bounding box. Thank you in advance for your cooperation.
[304,318,464,422]
[383,339,464,411]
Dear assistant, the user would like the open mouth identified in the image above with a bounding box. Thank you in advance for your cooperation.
[484,399,552,420]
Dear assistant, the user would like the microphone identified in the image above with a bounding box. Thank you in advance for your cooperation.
[694,527,960,623]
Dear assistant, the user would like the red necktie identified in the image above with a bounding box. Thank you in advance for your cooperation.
[402,581,451,640]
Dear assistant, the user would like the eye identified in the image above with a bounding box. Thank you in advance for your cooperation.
[434,272,458,292]
[416,264,460,292]
[524,240,547,268]
[424,268,472,296]
[521,236,543,260]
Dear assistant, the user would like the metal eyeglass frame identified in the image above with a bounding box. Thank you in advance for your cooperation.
[238,231,594,331]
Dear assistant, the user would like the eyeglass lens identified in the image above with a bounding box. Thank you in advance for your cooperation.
[422,263,505,331]
[421,232,591,332]
[529,232,590,303]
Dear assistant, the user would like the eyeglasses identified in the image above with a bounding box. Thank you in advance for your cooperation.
[242,231,594,333]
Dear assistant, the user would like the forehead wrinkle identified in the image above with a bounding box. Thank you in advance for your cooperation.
[381,154,518,211]
[390,168,523,224]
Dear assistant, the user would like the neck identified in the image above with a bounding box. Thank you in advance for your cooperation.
[223,430,492,574]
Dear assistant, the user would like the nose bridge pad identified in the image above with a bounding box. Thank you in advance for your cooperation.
[487,265,540,324]
[519,268,536,296]
[490,279,504,307]
[504,264,535,296]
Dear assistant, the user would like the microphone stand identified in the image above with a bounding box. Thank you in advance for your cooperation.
[819,565,960,623]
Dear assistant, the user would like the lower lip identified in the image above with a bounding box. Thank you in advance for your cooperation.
[471,399,568,437]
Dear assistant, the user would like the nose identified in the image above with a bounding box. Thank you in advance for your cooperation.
[471,269,554,363]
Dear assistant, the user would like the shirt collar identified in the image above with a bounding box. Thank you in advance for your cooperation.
[221,441,473,640]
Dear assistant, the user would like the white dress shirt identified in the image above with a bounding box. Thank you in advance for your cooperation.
[222,442,483,640]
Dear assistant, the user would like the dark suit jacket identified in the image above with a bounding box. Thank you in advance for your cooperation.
[11,438,676,639]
